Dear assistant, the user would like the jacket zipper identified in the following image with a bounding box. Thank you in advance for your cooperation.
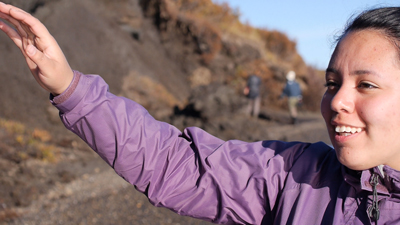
[368,173,380,221]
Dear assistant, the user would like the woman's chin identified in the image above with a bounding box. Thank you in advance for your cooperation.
[336,149,375,171]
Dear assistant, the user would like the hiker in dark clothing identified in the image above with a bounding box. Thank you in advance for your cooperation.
[281,71,302,124]
[243,74,262,117]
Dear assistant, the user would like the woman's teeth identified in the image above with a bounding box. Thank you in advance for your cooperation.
[335,126,362,135]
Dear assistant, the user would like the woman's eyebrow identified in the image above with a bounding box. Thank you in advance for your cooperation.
[352,69,382,77]
[325,68,338,76]
[325,68,382,78]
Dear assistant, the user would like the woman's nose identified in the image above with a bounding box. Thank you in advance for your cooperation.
[330,86,354,113]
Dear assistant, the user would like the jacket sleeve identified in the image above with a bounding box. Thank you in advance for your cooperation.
[52,71,309,224]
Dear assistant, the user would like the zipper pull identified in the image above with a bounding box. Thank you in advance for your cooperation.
[367,173,380,221]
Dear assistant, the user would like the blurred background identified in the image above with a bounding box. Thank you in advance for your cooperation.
[0,0,390,224]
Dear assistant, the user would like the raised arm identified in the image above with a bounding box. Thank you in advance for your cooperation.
[0,2,73,95]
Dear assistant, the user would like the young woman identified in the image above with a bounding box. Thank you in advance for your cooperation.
[1,3,400,224]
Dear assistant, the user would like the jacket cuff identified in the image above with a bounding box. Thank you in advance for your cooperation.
[50,70,95,113]
[50,70,82,105]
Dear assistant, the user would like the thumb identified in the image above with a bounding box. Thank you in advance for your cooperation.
[26,44,38,57]
[25,43,74,95]
[25,44,50,72]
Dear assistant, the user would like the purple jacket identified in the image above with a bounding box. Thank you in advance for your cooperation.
[52,71,400,224]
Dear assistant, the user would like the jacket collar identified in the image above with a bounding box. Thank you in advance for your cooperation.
[343,165,400,195]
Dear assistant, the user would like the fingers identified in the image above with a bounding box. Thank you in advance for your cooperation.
[0,4,29,37]
[9,7,54,46]
[0,6,31,55]
[0,3,60,64]
[0,19,22,46]
[0,3,55,48]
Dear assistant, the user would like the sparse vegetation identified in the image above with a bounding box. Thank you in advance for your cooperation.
[0,209,19,223]
[0,118,59,163]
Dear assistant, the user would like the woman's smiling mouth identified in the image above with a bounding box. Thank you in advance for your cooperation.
[335,126,363,136]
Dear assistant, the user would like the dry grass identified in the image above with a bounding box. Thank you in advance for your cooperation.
[0,118,59,163]
[121,71,183,109]
[0,209,19,223]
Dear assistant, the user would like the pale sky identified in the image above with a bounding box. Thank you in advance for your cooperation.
[213,0,399,69]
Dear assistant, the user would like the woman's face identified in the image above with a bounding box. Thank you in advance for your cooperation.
[321,29,400,171]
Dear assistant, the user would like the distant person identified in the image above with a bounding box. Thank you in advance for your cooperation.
[243,74,261,117]
[3,3,400,224]
[280,71,302,124]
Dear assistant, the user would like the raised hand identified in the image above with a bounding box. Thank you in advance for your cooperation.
[0,2,73,95]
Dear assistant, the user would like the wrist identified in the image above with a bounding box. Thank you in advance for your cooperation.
[51,70,81,105]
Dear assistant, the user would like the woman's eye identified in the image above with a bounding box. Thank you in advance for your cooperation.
[324,81,339,90]
[357,82,377,89]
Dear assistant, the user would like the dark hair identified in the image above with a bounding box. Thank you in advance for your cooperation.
[337,7,400,45]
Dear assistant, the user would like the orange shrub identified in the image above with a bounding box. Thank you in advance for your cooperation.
[258,29,297,61]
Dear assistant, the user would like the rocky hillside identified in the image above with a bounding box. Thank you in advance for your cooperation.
[0,0,325,130]
[0,0,329,224]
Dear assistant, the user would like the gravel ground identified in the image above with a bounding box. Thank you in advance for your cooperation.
[4,158,213,225]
